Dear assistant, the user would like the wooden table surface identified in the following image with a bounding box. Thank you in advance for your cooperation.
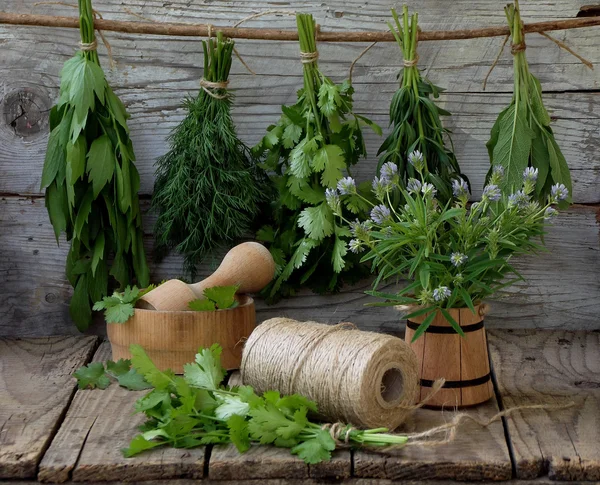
[0,329,598,483]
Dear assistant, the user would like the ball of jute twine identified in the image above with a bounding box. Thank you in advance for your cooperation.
[240,318,422,430]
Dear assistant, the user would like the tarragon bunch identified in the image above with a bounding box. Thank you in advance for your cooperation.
[152,32,269,278]
[254,13,381,300]
[487,1,572,207]
[123,344,409,463]
[378,7,468,202]
[329,153,567,340]
[40,0,149,330]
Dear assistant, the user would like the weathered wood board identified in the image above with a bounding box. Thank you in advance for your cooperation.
[1,197,598,337]
[0,336,97,479]
[488,330,600,481]
[38,341,206,482]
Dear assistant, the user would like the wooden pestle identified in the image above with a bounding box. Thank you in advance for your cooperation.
[137,242,275,311]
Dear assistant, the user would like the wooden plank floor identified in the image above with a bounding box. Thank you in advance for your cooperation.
[0,330,598,483]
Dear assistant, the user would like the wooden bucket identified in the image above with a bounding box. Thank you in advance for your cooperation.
[404,304,493,408]
[107,295,256,373]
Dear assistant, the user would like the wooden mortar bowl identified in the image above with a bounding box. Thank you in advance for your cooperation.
[107,295,255,373]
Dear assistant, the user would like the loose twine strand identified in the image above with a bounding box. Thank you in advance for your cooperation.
[34,2,114,67]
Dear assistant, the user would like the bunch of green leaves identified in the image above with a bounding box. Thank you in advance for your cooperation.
[188,285,239,311]
[377,7,468,202]
[123,344,409,463]
[336,152,567,341]
[486,1,572,207]
[152,32,270,279]
[254,13,380,301]
[74,358,151,391]
[93,284,158,324]
[40,0,149,331]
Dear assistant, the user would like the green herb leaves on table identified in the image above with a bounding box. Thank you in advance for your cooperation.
[41,0,149,331]
[188,285,239,311]
[93,284,157,324]
[254,13,381,301]
[74,358,151,390]
[378,7,468,202]
[123,344,409,463]
[487,1,572,207]
[152,32,269,279]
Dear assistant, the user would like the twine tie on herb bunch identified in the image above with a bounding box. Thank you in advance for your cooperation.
[403,54,419,67]
[241,318,426,430]
[79,39,97,51]
[199,78,230,99]
[300,50,319,64]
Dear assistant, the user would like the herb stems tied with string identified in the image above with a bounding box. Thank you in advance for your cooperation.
[41,0,149,330]
[152,32,269,278]
[486,0,572,207]
[254,13,381,302]
[378,7,468,203]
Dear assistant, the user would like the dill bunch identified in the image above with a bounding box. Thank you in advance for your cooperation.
[152,32,269,278]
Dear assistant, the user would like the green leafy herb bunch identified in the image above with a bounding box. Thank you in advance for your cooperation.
[377,7,468,202]
[152,32,269,279]
[123,344,410,463]
[487,0,572,207]
[328,152,568,340]
[254,13,381,301]
[41,0,149,331]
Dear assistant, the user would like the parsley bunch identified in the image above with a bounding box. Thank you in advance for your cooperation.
[254,13,380,301]
[152,32,269,278]
[378,7,468,202]
[486,1,572,207]
[123,344,409,463]
[41,0,149,331]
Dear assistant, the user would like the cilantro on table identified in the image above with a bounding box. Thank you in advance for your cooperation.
[74,358,151,391]
[378,7,468,203]
[487,1,572,207]
[93,284,157,324]
[253,13,380,302]
[40,0,149,331]
[188,285,239,311]
[123,344,409,463]
[151,31,270,279]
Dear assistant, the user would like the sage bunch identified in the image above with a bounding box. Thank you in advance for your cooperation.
[41,0,149,330]
[152,32,269,278]
[254,13,380,301]
[487,1,572,206]
[378,7,468,202]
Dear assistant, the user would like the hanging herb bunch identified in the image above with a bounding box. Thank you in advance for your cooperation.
[41,0,149,331]
[152,32,269,278]
[487,0,572,206]
[378,7,468,202]
[254,13,381,301]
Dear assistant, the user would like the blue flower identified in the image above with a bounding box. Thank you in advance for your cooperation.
[482,184,501,202]
[544,206,558,220]
[550,183,569,203]
[380,162,398,182]
[349,239,363,254]
[508,190,529,208]
[433,286,452,302]
[408,150,425,172]
[337,177,356,195]
[452,178,469,198]
[450,252,468,267]
[407,178,422,194]
[349,219,371,239]
[372,176,392,200]
[370,204,391,225]
[523,167,539,183]
[421,182,437,198]
[493,165,504,177]
[325,188,340,213]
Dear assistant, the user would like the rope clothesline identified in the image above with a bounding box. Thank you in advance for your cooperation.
[1,11,600,42]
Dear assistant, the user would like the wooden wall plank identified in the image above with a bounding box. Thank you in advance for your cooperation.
[353,399,511,481]
[1,197,598,337]
[488,330,600,481]
[37,342,206,482]
[0,336,97,479]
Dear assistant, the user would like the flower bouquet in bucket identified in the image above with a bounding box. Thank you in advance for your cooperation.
[328,152,568,407]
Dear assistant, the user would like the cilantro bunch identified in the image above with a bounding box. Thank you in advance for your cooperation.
[188,285,239,311]
[378,7,468,202]
[486,1,572,207]
[152,32,270,279]
[74,358,151,391]
[41,0,149,331]
[254,13,381,301]
[93,284,157,324]
[123,344,409,463]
